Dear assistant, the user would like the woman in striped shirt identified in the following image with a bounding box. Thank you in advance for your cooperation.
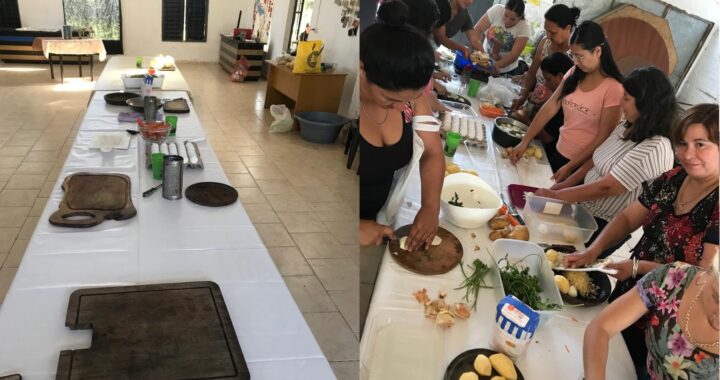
[535,66,677,255]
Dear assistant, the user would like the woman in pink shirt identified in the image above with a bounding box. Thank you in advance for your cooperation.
[510,21,624,182]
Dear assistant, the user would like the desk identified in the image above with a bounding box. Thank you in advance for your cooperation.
[39,38,107,83]
[94,55,191,96]
[0,89,334,379]
[264,60,347,114]
[359,82,637,380]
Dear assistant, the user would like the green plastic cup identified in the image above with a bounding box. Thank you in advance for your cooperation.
[467,78,481,97]
[165,115,178,136]
[444,131,462,157]
[151,152,164,180]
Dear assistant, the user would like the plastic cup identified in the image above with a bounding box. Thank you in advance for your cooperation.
[444,132,462,157]
[151,152,164,180]
[467,78,480,97]
[165,115,178,136]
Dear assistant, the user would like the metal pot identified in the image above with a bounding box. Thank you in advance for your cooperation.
[492,117,529,148]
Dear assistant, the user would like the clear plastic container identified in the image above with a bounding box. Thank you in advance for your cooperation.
[522,193,598,244]
[360,310,445,380]
[490,239,564,325]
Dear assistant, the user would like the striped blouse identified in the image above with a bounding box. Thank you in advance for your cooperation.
[582,123,674,221]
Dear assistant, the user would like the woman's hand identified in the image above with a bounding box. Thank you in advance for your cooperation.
[606,260,633,281]
[406,206,440,251]
[563,249,599,268]
[511,91,529,110]
[551,163,574,183]
[534,188,558,199]
[433,80,448,95]
[433,71,451,82]
[509,140,529,165]
[460,46,472,59]
[359,219,396,247]
[550,180,570,191]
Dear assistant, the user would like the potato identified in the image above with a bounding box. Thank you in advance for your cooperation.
[525,146,535,157]
[555,274,570,294]
[490,353,517,380]
[474,354,492,376]
[489,229,508,241]
[488,216,509,230]
[459,372,479,380]
[568,285,578,298]
[534,148,543,159]
[506,225,529,241]
[545,249,559,266]
[446,163,461,174]
[491,377,506,380]
[501,150,509,159]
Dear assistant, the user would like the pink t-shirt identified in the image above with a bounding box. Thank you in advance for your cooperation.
[556,67,623,160]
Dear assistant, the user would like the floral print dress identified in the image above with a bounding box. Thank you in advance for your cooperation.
[637,262,718,379]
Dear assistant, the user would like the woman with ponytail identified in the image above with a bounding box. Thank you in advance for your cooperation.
[509,21,624,183]
[359,0,444,253]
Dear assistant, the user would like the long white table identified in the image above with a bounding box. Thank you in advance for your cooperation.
[359,86,637,380]
[0,90,334,379]
[94,55,191,95]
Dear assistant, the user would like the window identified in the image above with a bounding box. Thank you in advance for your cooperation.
[63,0,122,54]
[0,0,22,29]
[162,0,209,42]
[287,0,314,53]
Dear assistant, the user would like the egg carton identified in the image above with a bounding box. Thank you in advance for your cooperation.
[440,112,487,148]
[145,141,203,169]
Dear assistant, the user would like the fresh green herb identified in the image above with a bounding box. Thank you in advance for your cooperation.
[498,253,561,311]
[455,259,493,310]
[449,192,463,207]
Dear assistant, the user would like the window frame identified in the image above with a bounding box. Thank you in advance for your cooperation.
[161,0,209,43]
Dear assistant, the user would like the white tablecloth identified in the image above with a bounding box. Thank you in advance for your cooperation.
[0,90,334,379]
[94,56,190,94]
[359,83,637,380]
[42,38,107,61]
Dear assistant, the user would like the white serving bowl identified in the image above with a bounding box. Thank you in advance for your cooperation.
[440,172,502,228]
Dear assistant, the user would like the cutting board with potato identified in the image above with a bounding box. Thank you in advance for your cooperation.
[49,173,137,228]
[388,225,463,275]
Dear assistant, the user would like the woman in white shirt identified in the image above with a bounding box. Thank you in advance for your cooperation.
[535,66,677,257]
[473,0,531,75]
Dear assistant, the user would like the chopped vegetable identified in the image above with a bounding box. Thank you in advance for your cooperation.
[497,254,561,311]
[449,192,463,207]
[455,259,493,310]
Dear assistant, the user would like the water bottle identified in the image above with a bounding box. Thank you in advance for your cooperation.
[142,71,154,98]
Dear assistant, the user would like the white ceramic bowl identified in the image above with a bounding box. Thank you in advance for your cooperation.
[440,172,502,228]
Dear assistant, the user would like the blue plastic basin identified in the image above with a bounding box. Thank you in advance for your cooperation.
[295,111,350,144]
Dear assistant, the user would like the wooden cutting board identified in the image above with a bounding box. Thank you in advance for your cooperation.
[56,282,250,379]
[388,225,463,275]
[49,173,137,228]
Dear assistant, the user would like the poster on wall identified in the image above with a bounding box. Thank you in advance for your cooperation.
[253,0,273,43]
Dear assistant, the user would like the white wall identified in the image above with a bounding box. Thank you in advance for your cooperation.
[122,0,254,61]
[18,0,254,62]
[18,0,64,29]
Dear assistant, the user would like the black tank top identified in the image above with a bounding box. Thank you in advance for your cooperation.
[359,114,414,220]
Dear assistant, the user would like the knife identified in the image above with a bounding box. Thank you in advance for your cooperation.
[501,193,525,225]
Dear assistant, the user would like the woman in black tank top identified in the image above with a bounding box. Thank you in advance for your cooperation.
[359,1,445,252]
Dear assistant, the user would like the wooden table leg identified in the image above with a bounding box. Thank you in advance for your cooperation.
[60,55,64,84]
[90,55,94,81]
[49,54,55,79]
[78,55,82,77]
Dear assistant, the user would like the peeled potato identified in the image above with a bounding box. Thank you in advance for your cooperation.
[491,377,507,380]
[555,274,570,294]
[525,146,535,157]
[474,354,492,376]
[446,163,461,174]
[534,148,543,159]
[459,372,479,380]
[545,249,558,266]
[490,353,517,380]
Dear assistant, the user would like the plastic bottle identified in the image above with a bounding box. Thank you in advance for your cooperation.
[142,69,154,98]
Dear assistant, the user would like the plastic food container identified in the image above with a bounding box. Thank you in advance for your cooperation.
[522,193,598,244]
[121,73,165,89]
[491,239,563,325]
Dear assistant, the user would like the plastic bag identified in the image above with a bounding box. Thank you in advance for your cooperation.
[269,104,293,133]
[230,56,250,82]
[477,76,522,108]
[293,40,324,74]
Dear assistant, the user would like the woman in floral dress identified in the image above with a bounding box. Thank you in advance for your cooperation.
[584,261,718,380]
[566,103,719,378]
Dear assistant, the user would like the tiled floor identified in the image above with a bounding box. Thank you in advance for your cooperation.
[0,60,359,379]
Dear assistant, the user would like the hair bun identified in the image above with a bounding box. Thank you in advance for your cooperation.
[570,6,581,23]
[377,0,409,27]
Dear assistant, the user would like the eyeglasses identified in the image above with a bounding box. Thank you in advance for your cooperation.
[566,50,591,62]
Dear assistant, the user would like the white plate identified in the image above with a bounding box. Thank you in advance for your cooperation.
[89,132,131,152]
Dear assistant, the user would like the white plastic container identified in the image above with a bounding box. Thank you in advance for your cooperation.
[440,172,502,228]
[522,193,598,244]
[491,239,563,324]
[121,73,165,89]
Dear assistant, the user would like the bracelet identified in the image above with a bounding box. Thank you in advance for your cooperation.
[631,258,639,279]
